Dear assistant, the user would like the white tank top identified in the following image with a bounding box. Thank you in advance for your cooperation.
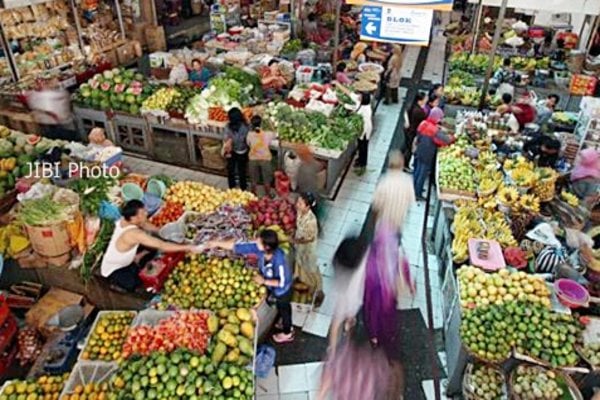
[100,220,140,277]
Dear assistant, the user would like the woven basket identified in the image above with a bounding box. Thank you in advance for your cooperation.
[508,365,583,400]
[463,363,508,400]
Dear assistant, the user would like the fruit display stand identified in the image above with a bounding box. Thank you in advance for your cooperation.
[111,112,152,155]
[60,361,117,398]
[147,121,194,167]
[73,106,115,143]
[77,310,137,364]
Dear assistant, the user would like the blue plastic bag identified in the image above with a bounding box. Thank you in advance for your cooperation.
[99,201,121,221]
[255,344,276,379]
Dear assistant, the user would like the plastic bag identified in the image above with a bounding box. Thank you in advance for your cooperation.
[255,345,276,379]
[169,64,189,85]
[98,201,121,221]
[526,223,561,247]
[17,182,56,202]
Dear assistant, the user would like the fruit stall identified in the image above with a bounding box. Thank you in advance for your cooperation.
[70,65,370,197]
[428,106,600,397]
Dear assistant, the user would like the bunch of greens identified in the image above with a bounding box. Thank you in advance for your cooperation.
[223,67,262,101]
[19,197,70,225]
[281,39,302,55]
[81,219,115,281]
[69,176,117,216]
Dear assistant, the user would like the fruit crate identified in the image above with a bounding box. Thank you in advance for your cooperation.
[60,361,118,398]
[131,309,176,327]
[77,310,137,364]
[508,365,583,400]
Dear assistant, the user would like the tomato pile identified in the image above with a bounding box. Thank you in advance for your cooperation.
[122,311,211,358]
[150,201,184,227]
[208,107,228,122]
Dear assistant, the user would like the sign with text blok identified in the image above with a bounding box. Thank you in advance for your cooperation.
[360,6,433,46]
[348,0,453,11]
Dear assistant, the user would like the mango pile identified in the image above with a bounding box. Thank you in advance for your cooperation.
[208,308,255,367]
[80,312,135,362]
[0,373,69,400]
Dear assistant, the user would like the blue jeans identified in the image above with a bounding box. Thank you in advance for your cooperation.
[413,158,432,198]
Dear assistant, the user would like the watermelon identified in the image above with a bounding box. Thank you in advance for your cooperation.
[103,70,114,80]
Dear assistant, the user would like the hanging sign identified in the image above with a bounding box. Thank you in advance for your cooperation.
[360,6,433,46]
[348,0,453,11]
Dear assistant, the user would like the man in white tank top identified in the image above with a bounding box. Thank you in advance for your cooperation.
[101,200,200,292]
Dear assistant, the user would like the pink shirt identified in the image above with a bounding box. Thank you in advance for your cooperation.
[336,71,352,85]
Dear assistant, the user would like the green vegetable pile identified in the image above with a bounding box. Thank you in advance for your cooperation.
[81,218,115,281]
[281,39,302,55]
[223,67,262,101]
[18,197,70,226]
[263,103,363,150]
[68,176,117,216]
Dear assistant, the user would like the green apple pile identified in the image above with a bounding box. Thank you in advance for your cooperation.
[438,154,477,193]
[511,365,566,399]
[461,302,582,366]
[160,255,266,311]
[466,364,505,399]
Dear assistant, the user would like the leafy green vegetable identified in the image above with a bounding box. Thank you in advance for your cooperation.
[68,176,117,216]
[281,39,302,55]
[81,218,115,282]
[19,197,70,225]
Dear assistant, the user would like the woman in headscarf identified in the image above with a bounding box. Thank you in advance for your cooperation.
[413,107,454,200]
[571,148,600,205]
[383,45,403,104]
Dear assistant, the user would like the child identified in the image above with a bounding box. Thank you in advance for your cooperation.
[247,115,276,196]
[207,230,295,343]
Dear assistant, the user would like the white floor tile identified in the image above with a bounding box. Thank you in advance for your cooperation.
[278,364,309,394]
[257,394,280,400]
[280,393,309,400]
[292,303,311,328]
[305,362,324,391]
[257,368,280,395]
[303,312,332,338]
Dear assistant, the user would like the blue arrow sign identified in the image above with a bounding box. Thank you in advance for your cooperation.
[360,5,433,45]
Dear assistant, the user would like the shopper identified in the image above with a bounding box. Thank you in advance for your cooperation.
[571,148,600,204]
[383,45,403,105]
[296,144,321,195]
[428,83,445,110]
[223,108,250,190]
[404,92,428,169]
[207,230,294,343]
[372,151,415,235]
[27,82,77,141]
[523,135,561,168]
[413,107,454,200]
[335,62,352,85]
[188,58,211,86]
[491,57,518,97]
[423,94,440,115]
[101,200,199,292]
[247,115,275,196]
[535,94,560,127]
[294,192,324,307]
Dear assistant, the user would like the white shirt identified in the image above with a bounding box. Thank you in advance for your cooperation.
[100,220,139,277]
[346,93,373,140]
[372,170,415,231]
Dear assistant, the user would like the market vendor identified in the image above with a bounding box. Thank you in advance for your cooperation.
[523,135,562,168]
[335,62,352,85]
[188,58,212,86]
[206,230,294,344]
[260,59,288,96]
[570,148,600,204]
[101,200,200,292]
[491,58,519,98]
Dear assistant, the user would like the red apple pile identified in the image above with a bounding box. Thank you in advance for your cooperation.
[122,311,210,358]
[244,197,296,234]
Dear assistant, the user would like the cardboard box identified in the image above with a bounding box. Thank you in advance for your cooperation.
[127,22,149,47]
[117,42,137,65]
[104,49,119,67]
[26,288,83,334]
[145,25,167,52]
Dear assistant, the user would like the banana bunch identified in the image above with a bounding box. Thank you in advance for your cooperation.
[478,178,498,193]
[504,156,533,172]
[498,186,520,206]
[477,150,497,168]
[518,194,540,214]
[511,167,537,188]
[560,191,579,207]
[478,196,498,210]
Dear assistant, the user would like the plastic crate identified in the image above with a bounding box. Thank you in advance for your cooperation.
[60,361,118,398]
[138,252,186,293]
[78,311,137,363]
[295,66,314,84]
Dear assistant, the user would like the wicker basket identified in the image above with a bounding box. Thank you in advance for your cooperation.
[508,365,583,400]
[462,363,508,400]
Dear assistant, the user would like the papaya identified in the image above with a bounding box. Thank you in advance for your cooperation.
[223,324,240,335]
[224,349,240,363]
[240,322,254,340]
[236,308,252,322]
[211,342,227,365]
[238,337,254,357]
[207,315,219,334]
[217,330,238,348]
[237,355,250,366]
